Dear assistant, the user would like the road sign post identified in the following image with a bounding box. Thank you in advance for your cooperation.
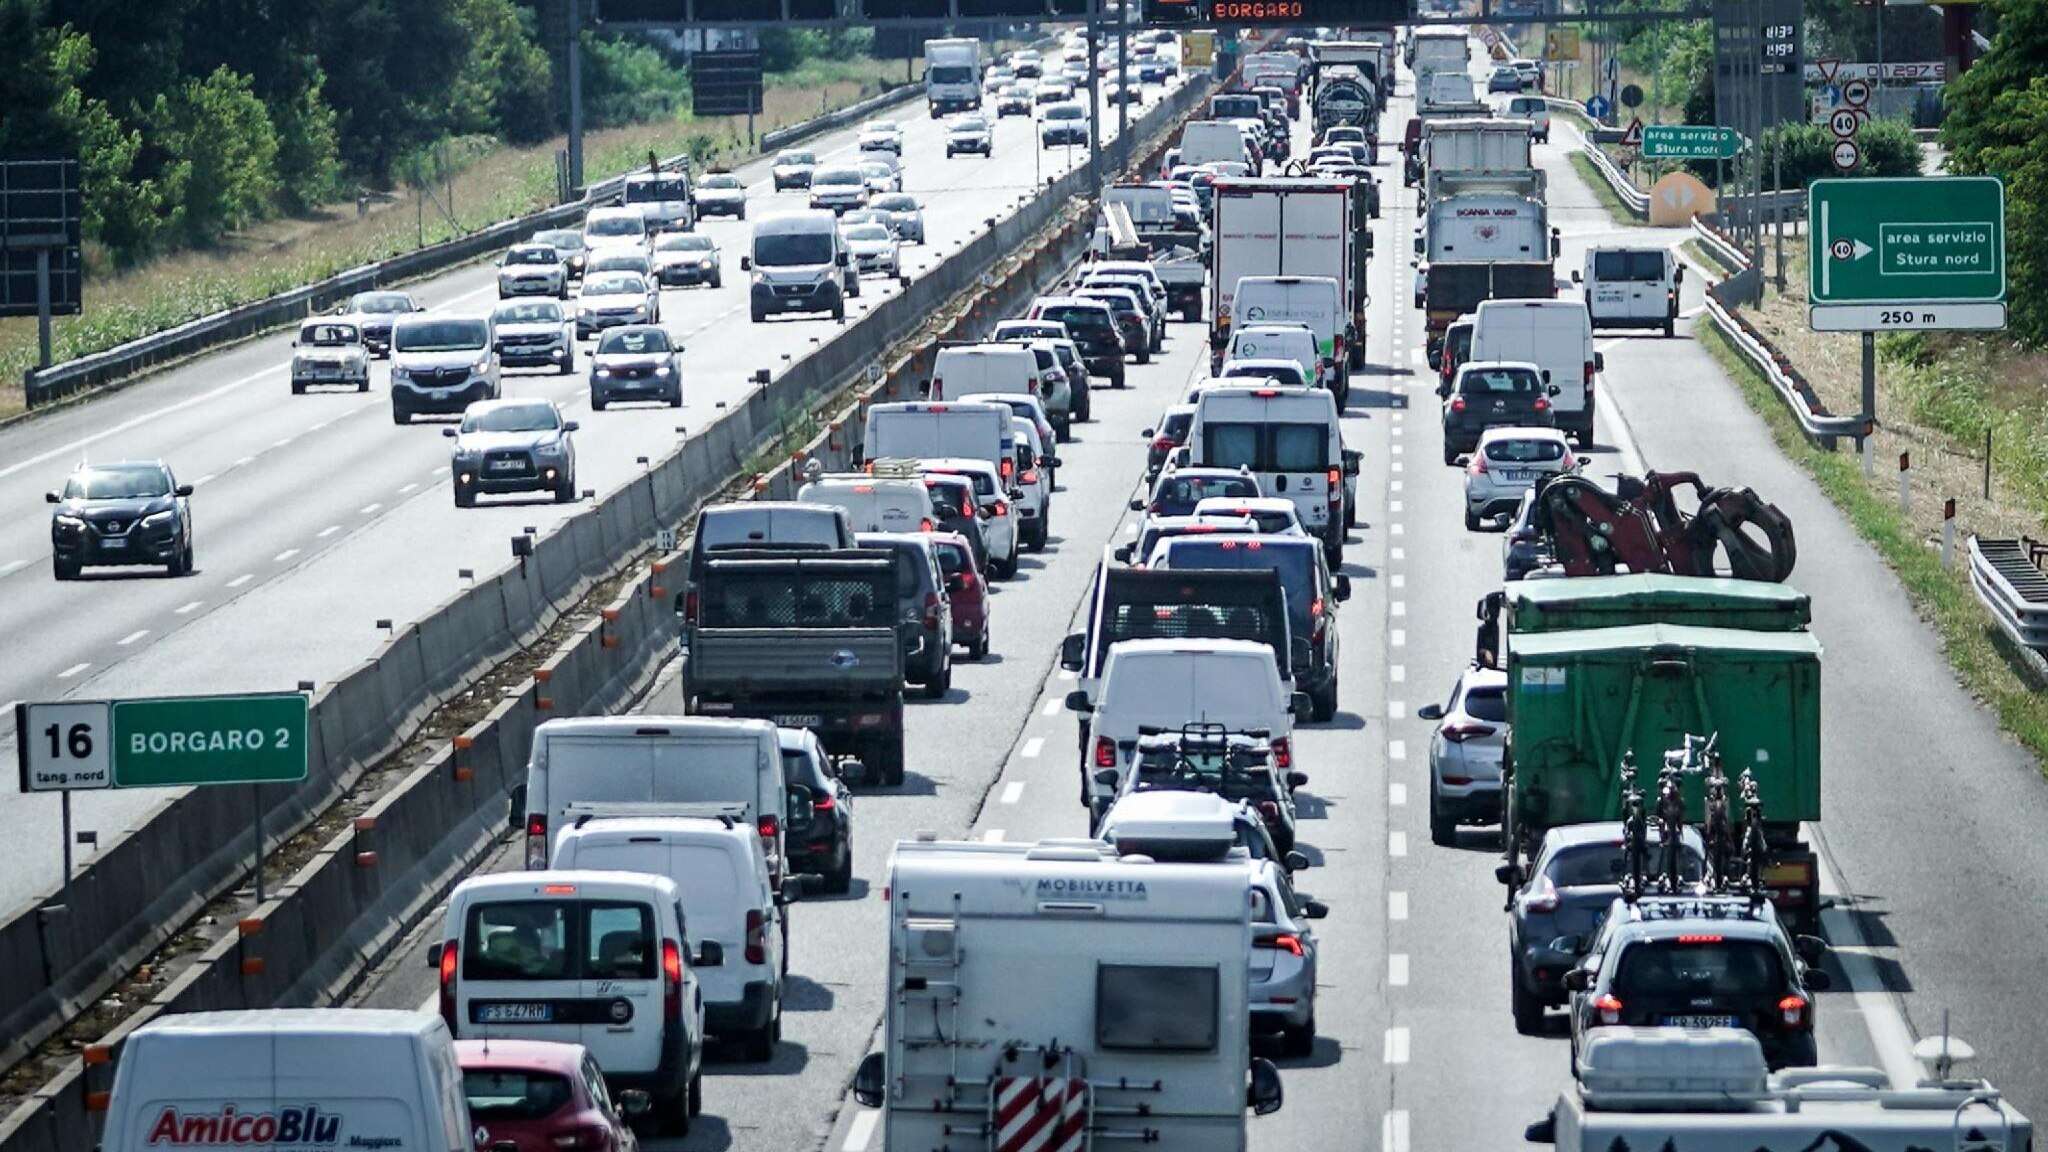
[1640,124,1743,161]
[1809,177,2007,332]
[15,700,114,909]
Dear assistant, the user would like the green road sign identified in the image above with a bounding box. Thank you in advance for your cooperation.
[1809,176,2007,332]
[111,693,309,788]
[1641,125,1743,161]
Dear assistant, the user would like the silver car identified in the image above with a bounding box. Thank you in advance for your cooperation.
[771,149,816,191]
[1464,426,1576,530]
[808,165,869,213]
[590,324,681,410]
[693,171,747,219]
[1250,859,1328,1056]
[652,232,721,289]
[532,228,589,280]
[289,318,370,394]
[342,290,422,357]
[496,242,569,298]
[841,223,900,277]
[857,156,903,195]
[945,114,993,157]
[867,193,926,244]
[575,271,659,338]
[1419,664,1509,846]
[492,299,576,375]
[446,398,578,507]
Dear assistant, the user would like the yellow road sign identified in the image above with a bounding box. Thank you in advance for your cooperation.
[1544,28,1581,62]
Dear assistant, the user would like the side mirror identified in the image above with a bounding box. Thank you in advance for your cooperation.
[1561,967,1593,992]
[427,941,444,969]
[1247,1057,1284,1115]
[1804,968,1834,992]
[1594,352,1606,372]
[563,420,580,432]
[1333,575,1352,602]
[1301,899,1329,920]
[1044,456,1062,469]
[1141,427,1155,438]
[1284,850,1311,872]
[1343,448,1361,476]
[1129,497,1145,511]
[1495,863,1523,888]
[697,940,725,967]
[1290,692,1314,722]
[174,484,195,497]
[781,875,815,904]
[1525,1112,1558,1145]
[1570,270,1583,284]
[836,251,851,267]
[1065,689,1093,714]
[740,255,753,270]
[443,427,458,438]
[1550,934,1586,956]
[616,1091,651,1119]
[1795,935,1828,966]
[1416,703,1444,721]
[1094,768,1121,787]
[1112,545,1133,563]
[44,491,60,504]
[1286,770,1309,789]
[1059,632,1086,671]
[507,785,528,831]
[1547,384,1561,397]
[946,573,966,592]
[854,1052,887,1108]
[1673,265,1685,284]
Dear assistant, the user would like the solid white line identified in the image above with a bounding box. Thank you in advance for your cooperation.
[1021,737,1044,759]
[1384,1026,1410,1063]
[842,1109,879,1152]
[1389,739,1407,761]
[0,560,25,577]
[117,629,149,647]
[58,662,90,679]
[1391,628,1406,647]
[1042,697,1060,717]
[981,828,1005,842]
[1814,828,1925,1088]
[1389,831,1408,858]
[176,600,202,614]
[1390,664,1406,683]
[0,362,283,481]
[1389,782,1407,807]
[317,525,340,538]
[360,503,382,515]
[1383,1109,1411,1152]
[1001,781,1025,805]
[274,548,299,563]
[1389,953,1410,987]
[1389,891,1409,921]
[227,574,253,588]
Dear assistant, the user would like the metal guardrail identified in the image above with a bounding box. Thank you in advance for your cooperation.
[1969,536,2048,652]
[1579,141,1649,218]
[1696,282,1866,444]
[20,81,924,410]
[1693,214,1750,270]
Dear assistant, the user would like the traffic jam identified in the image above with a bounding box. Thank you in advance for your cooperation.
[49,18,2030,1152]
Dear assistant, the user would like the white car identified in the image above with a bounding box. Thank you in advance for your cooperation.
[946,114,994,157]
[693,171,747,218]
[1191,495,1306,537]
[857,120,903,153]
[496,242,569,298]
[1464,426,1576,530]
[289,318,371,394]
[858,155,903,194]
[808,165,870,213]
[1218,357,1312,389]
[491,298,576,376]
[868,192,926,244]
[1418,664,1509,846]
[575,271,660,339]
[652,231,721,289]
[918,457,1020,579]
[842,222,901,277]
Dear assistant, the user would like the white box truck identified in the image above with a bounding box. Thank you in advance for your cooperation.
[851,839,1284,1151]
[1208,178,1360,386]
[924,38,982,117]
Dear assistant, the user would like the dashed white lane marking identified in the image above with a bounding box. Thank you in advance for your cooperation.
[274,548,299,563]
[1391,547,1405,561]
[399,482,419,494]
[1057,668,1076,681]
[1384,1026,1411,1063]
[117,629,149,647]
[1389,500,1403,513]
[981,828,1006,842]
[1391,460,1403,474]
[0,361,284,481]
[1021,737,1044,759]
[1001,781,1025,805]
[273,437,294,449]
[317,525,340,538]
[228,574,253,588]
[58,662,90,679]
[360,502,382,515]
[431,466,450,477]
[1391,600,1407,616]
[1391,443,1404,455]
[1391,573,1405,589]
[1383,1109,1411,1152]
[1391,628,1406,647]
[1042,697,1060,716]
[235,456,254,467]
[1389,891,1409,921]
[842,1109,879,1152]
[1389,664,1406,683]
[1389,782,1407,806]
[1389,739,1406,761]
[0,560,26,577]
[1390,479,1403,493]
[176,600,202,614]
[1390,953,1410,986]
[1389,830,1408,858]
[193,473,216,487]
[1389,700,1406,719]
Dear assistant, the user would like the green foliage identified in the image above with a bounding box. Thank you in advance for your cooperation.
[270,61,346,210]
[583,33,688,128]
[452,0,557,144]
[147,67,282,246]
[1943,0,2048,346]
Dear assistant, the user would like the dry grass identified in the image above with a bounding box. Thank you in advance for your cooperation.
[0,60,915,420]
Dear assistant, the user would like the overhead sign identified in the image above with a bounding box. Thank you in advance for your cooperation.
[16,701,113,793]
[1809,177,2007,332]
[1138,0,1412,26]
[110,693,310,789]
[1542,27,1580,62]
[691,49,763,118]
[0,156,84,319]
[1803,61,1947,82]
[1641,124,1743,161]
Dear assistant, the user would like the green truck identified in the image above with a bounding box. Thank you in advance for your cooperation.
[1484,575,1823,932]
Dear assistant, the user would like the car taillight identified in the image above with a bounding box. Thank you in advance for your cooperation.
[1152,435,1175,453]
[1450,396,1467,412]
[1561,451,1578,470]
[1272,737,1291,769]
[1258,933,1305,957]
[745,910,768,965]
[812,792,835,811]
[1000,458,1014,480]
[684,589,700,623]
[1584,361,1596,386]
[1778,995,1809,1028]
[1468,453,1489,476]
[923,593,941,629]
[437,940,458,1030]
[525,813,548,869]
[1028,376,1040,394]
[1021,469,1040,485]
[931,378,944,398]
[551,1126,606,1150]
[662,939,683,1018]
[1333,332,1345,360]
[1310,596,1325,620]
[1519,878,1560,914]
[1440,722,1496,743]
[919,518,934,532]
[993,500,1009,517]
[1094,736,1117,769]
[1258,799,1280,822]
[759,814,779,841]
[1534,397,1550,412]
[1594,994,1623,1025]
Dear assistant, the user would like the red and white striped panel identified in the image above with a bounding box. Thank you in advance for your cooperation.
[992,1076,1087,1152]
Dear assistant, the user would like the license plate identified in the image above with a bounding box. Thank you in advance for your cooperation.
[100,537,127,550]
[1501,470,1534,483]
[477,1002,552,1024]
[1662,1014,1738,1029]
[490,459,524,472]
[774,714,823,728]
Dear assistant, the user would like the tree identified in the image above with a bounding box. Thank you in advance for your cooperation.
[304,0,469,183]
[148,65,280,245]
[1944,0,2048,346]
[451,0,556,144]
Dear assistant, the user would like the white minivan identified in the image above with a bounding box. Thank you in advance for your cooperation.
[1071,638,1301,819]
[746,211,856,323]
[515,716,788,882]
[1576,246,1682,337]
[928,343,1042,402]
[436,872,709,1134]
[552,816,795,1060]
[796,474,934,534]
[1470,298,1602,447]
[103,1010,476,1152]
[1187,384,1352,563]
[1228,276,1346,401]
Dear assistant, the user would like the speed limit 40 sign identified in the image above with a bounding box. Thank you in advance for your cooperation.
[15,701,112,792]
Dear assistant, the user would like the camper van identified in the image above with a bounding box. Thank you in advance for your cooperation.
[852,840,1284,1151]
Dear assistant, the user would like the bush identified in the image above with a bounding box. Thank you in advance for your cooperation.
[582,32,688,128]
[452,0,556,144]
[1758,119,1920,188]
[1943,0,2048,347]
[147,67,282,247]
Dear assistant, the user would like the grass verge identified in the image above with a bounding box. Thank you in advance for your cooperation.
[1697,321,2048,764]
[1568,152,1645,226]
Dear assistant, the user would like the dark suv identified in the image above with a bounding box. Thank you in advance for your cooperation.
[47,460,195,579]
[1441,361,1558,465]
[1564,894,1831,1070]
[855,532,954,698]
[1028,297,1126,388]
[778,727,853,893]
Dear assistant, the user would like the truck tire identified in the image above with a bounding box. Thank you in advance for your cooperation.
[875,735,906,786]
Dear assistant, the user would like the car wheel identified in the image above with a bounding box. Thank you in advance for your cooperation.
[968,631,989,661]
[52,557,78,581]
[555,473,578,504]
[668,387,682,407]
[1663,317,1675,338]
[826,838,854,893]
[392,404,411,426]
[847,279,861,299]
[1429,787,1456,846]
[1311,676,1337,723]
[831,301,846,322]
[743,1012,777,1061]
[687,1069,703,1117]
[711,273,722,289]
[1111,369,1126,390]
[751,306,767,323]
[290,380,305,396]
[1465,507,1481,532]
[1281,1012,1316,1058]
[357,375,369,393]
[924,662,950,699]
[657,1087,689,1138]
[454,486,475,509]
[737,207,746,220]
[177,542,195,577]
[591,394,608,412]
[1443,444,1459,467]
[1136,346,1151,365]
[1511,960,1545,1036]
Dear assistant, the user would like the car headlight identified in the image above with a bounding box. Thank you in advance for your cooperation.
[654,365,672,377]
[471,356,491,374]
[141,509,177,529]
[391,366,410,380]
[54,514,84,529]
[595,366,612,377]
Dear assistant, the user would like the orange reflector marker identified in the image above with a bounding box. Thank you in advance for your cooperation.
[601,635,620,650]
[354,851,379,868]
[241,958,266,977]
[601,608,620,623]
[453,766,475,783]
[238,918,264,937]
[353,816,375,832]
[83,1046,111,1066]
[651,559,670,574]
[536,697,554,712]
[85,1092,110,1112]
[452,734,474,751]
[533,668,552,684]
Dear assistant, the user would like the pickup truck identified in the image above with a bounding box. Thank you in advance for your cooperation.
[683,550,908,785]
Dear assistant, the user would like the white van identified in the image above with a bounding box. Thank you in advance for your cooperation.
[1577,246,1681,336]
[796,474,933,534]
[861,400,1011,469]
[928,343,1041,402]
[1188,384,1349,562]
[745,211,856,323]
[621,171,696,233]
[582,206,652,260]
[551,816,793,1059]
[1470,298,1602,447]
[1179,119,1255,167]
[1075,638,1298,815]
[1228,276,1345,395]
[515,716,788,881]
[435,872,707,1134]
[102,1010,473,1152]
[1224,323,1321,393]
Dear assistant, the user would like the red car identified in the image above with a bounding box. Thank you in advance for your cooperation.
[458,1039,646,1152]
[929,531,989,660]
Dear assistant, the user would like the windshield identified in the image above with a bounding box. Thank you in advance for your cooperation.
[845,224,892,243]
[597,328,670,355]
[299,323,358,346]
[859,161,894,177]
[815,167,863,186]
[701,174,740,189]
[495,301,563,324]
[1460,366,1544,395]
[1132,747,1279,803]
[931,65,975,84]
[775,151,815,166]
[534,230,583,252]
[1153,473,1260,515]
[463,403,560,433]
[623,177,689,202]
[952,117,988,131]
[703,569,895,628]
[1213,96,1261,118]
[394,320,487,352]
[756,231,834,267]
[586,214,645,237]
[63,465,170,500]
[583,273,646,296]
[1047,105,1083,120]
[873,195,915,211]
[1080,291,1138,316]
[658,234,714,252]
[506,247,557,266]
[462,1070,573,1121]
[1039,303,1111,331]
[352,293,411,314]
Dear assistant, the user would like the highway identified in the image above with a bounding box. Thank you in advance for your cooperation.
[0,78,1182,909]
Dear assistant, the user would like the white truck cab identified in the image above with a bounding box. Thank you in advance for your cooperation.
[852,840,1283,1151]
[621,172,696,234]
[1576,246,1682,337]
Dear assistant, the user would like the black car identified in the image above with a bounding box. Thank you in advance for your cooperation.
[47,461,195,579]
[854,532,953,698]
[1441,361,1559,465]
[1029,298,1126,388]
[779,727,853,893]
